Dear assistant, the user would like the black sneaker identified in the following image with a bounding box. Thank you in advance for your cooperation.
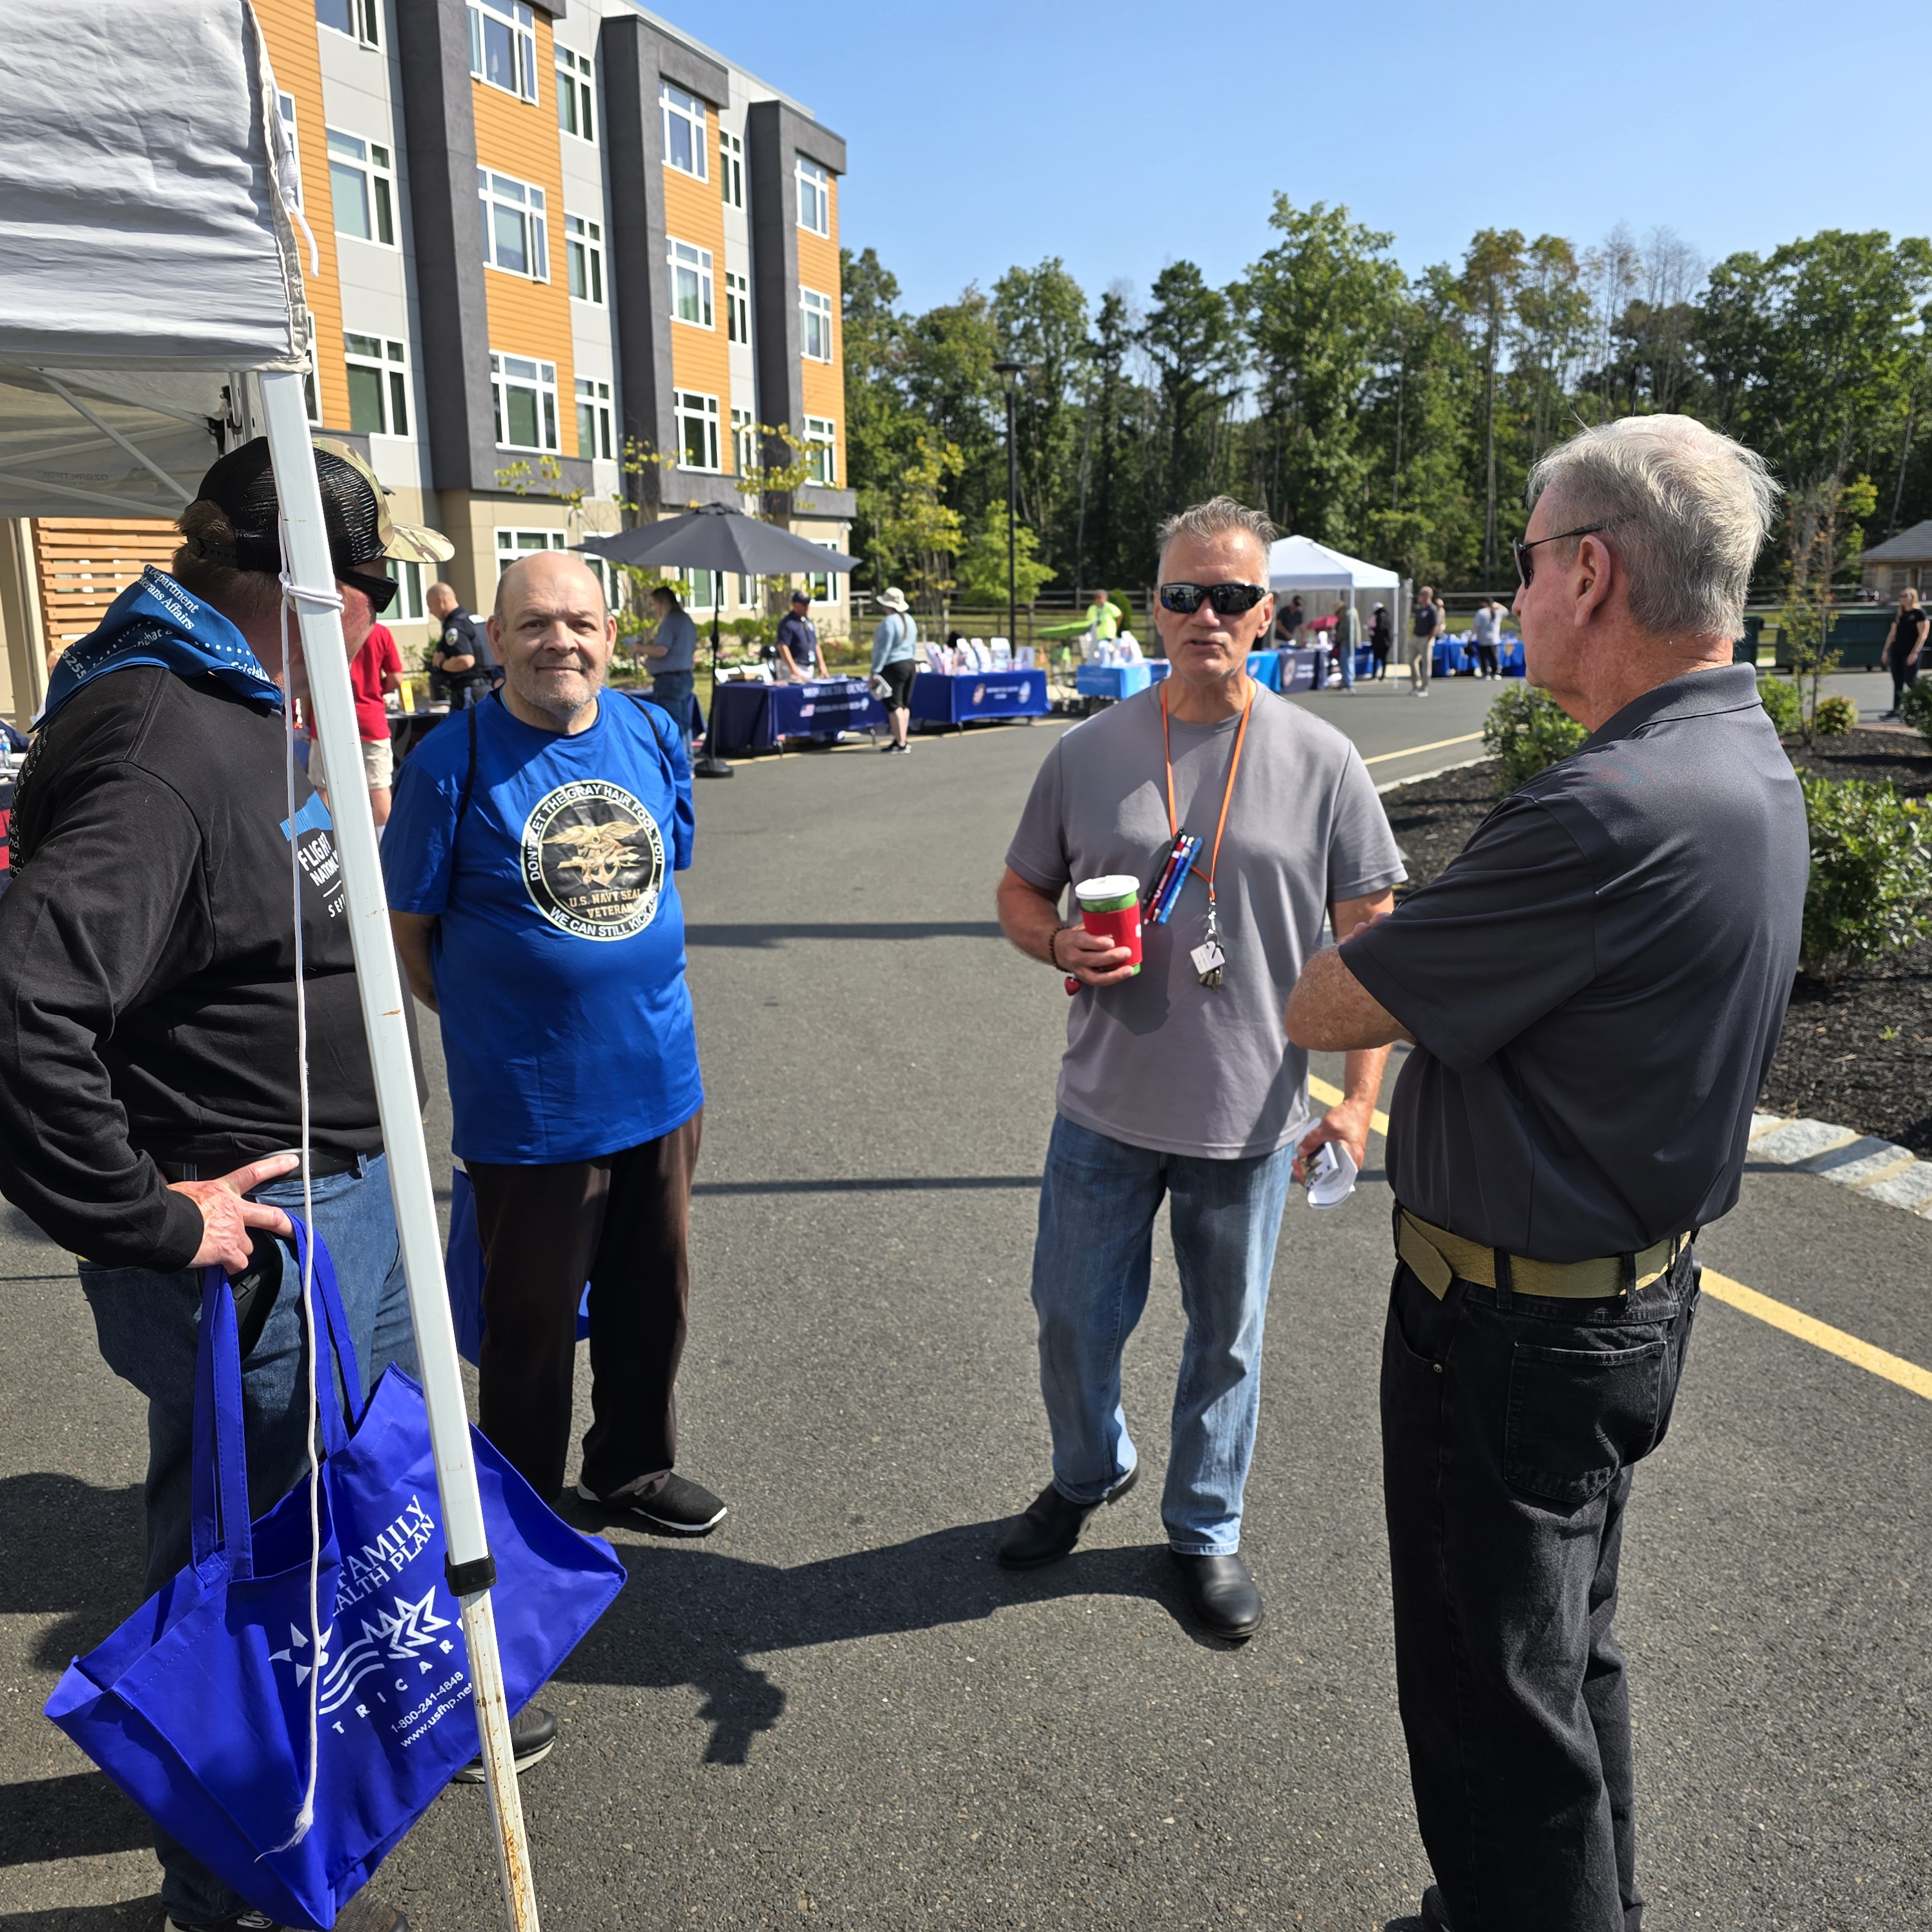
[453,1702,558,1784]
[1421,1882,1454,1931]
[575,1471,727,1536]
[169,1897,408,1932]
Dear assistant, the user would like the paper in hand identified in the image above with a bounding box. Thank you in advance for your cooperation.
[1306,1140,1359,1209]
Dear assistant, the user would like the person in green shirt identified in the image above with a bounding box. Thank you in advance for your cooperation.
[1084,592,1122,642]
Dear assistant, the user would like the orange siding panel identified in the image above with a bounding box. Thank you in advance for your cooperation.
[251,0,351,430]
[796,178,843,482]
[473,15,575,466]
[663,116,732,469]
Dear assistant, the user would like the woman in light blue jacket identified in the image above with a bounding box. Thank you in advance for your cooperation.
[870,586,920,754]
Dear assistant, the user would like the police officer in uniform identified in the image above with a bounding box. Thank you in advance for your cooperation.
[427,580,497,708]
[1288,415,1807,1932]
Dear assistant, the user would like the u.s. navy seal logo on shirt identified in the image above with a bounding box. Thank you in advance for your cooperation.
[521,779,664,940]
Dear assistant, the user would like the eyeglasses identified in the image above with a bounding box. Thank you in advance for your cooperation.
[1513,519,1627,588]
[1158,581,1269,616]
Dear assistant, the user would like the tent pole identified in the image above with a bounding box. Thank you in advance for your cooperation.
[258,370,540,1932]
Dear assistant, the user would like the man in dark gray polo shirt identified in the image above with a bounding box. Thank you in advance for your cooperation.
[1288,415,1805,1932]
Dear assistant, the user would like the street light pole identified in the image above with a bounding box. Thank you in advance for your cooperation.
[994,359,1023,656]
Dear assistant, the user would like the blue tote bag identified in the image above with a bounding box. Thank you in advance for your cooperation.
[446,1167,586,1367]
[46,1220,626,1930]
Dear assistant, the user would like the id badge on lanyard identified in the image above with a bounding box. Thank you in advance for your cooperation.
[1158,679,1252,990]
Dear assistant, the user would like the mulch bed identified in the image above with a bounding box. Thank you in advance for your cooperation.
[1378,729,1932,1155]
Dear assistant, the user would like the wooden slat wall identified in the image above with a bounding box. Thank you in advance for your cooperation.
[32,519,180,653]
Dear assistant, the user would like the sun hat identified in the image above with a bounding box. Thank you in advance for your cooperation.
[875,587,910,613]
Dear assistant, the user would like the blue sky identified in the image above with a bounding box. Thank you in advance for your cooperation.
[648,0,1932,316]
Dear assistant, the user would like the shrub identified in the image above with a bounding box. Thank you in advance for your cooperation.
[1482,686,1588,796]
[1798,775,1932,979]
[1812,693,1858,737]
[1758,675,1802,736]
[1898,678,1932,746]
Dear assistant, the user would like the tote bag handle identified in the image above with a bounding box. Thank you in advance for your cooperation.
[188,1217,367,1579]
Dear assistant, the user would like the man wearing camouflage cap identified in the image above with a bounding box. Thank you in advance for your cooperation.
[0,437,539,1932]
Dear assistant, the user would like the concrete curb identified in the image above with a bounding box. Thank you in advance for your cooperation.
[1748,1111,1932,1218]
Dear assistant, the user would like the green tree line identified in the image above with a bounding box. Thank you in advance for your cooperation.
[841,201,1932,608]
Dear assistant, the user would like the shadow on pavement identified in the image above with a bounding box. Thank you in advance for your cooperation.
[0,1773,151,1868]
[694,1175,1040,1197]
[551,1516,1204,1765]
[684,921,1004,947]
[0,1476,146,1669]
[0,1906,159,1932]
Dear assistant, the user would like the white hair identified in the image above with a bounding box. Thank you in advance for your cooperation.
[1526,416,1778,639]
[1155,496,1276,577]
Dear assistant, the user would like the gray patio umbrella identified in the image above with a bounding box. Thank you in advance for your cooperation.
[578,504,863,776]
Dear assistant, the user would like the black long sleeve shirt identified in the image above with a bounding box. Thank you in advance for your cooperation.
[0,667,387,1269]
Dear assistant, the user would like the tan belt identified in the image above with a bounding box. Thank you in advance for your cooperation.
[1397,1208,1683,1304]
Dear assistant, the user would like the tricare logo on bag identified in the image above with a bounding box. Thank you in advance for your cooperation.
[269,1492,470,1746]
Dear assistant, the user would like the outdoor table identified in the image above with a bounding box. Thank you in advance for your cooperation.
[390,700,451,767]
[1135,653,1285,690]
[1074,661,1152,700]
[708,676,884,756]
[910,668,1049,730]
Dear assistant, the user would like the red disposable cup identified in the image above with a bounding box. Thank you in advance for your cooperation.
[1073,874,1142,974]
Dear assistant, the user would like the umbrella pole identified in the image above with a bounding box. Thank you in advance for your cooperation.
[693,599,732,778]
[260,371,540,1932]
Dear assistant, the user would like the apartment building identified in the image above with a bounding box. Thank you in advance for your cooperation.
[0,0,851,723]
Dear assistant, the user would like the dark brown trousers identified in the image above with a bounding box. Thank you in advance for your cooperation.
[469,1109,702,1504]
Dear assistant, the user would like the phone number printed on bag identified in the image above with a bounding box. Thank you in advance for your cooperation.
[521,778,665,941]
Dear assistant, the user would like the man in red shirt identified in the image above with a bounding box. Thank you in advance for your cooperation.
[348,621,404,823]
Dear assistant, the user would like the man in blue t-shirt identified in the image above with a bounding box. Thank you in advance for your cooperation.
[384,551,723,1546]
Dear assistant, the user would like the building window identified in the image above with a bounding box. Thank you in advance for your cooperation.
[556,46,595,141]
[803,416,837,486]
[731,407,755,475]
[469,0,537,103]
[806,542,838,602]
[737,573,757,606]
[491,352,559,452]
[329,131,395,247]
[800,287,834,362]
[668,239,714,329]
[797,157,830,236]
[316,0,378,49]
[724,269,750,345]
[683,569,719,611]
[576,377,612,460]
[565,213,604,303]
[719,128,744,209]
[345,335,410,438]
[661,82,708,180]
[478,169,548,280]
[394,560,426,622]
[675,391,720,472]
[495,527,566,581]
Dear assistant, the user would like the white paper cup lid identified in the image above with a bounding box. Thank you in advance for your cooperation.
[1074,874,1141,903]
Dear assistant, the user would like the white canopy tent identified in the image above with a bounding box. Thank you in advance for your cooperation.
[0,6,539,1927]
[1266,535,1407,676]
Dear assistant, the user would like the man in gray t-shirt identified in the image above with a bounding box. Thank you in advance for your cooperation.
[994,497,1404,1640]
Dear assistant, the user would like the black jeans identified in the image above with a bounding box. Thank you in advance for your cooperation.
[1381,1246,1699,1931]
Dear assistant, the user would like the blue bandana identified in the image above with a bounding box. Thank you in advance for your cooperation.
[39,566,283,726]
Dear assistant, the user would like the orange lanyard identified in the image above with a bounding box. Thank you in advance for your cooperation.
[1160,675,1253,912]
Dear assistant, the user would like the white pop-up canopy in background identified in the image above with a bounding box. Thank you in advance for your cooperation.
[0,5,542,1927]
[1266,534,1400,597]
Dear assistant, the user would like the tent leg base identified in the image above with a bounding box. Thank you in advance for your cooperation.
[693,755,734,778]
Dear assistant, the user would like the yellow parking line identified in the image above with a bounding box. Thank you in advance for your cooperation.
[1361,731,1484,766]
[1305,1076,1932,1403]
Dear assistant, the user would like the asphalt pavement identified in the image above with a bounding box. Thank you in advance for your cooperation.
[2,691,1928,1932]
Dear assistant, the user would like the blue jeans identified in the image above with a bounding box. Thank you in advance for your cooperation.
[80,1153,417,1926]
[646,670,695,742]
[1339,639,1355,688]
[1029,1115,1296,1554]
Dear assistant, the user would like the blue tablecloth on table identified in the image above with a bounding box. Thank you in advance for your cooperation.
[1433,636,1525,677]
[910,668,1049,726]
[1135,650,1286,693]
[708,677,885,755]
[1074,661,1153,699]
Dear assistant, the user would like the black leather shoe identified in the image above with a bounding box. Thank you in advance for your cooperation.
[1421,1882,1453,1931]
[996,1464,1138,1569]
[1170,1550,1264,1639]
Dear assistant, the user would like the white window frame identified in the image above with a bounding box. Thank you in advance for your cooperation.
[316,0,380,51]
[660,82,708,181]
[495,527,566,577]
[575,376,613,461]
[796,157,830,237]
[683,568,720,612]
[469,0,538,103]
[799,286,834,363]
[328,129,396,248]
[344,333,411,439]
[478,168,549,281]
[805,541,838,602]
[803,415,837,487]
[674,390,721,473]
[730,406,755,477]
[719,127,744,209]
[394,559,426,622]
[565,212,604,304]
[668,238,714,329]
[556,46,595,142]
[490,351,560,453]
[724,269,750,345]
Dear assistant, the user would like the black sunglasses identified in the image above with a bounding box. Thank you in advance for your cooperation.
[1158,581,1269,616]
[1513,519,1627,588]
